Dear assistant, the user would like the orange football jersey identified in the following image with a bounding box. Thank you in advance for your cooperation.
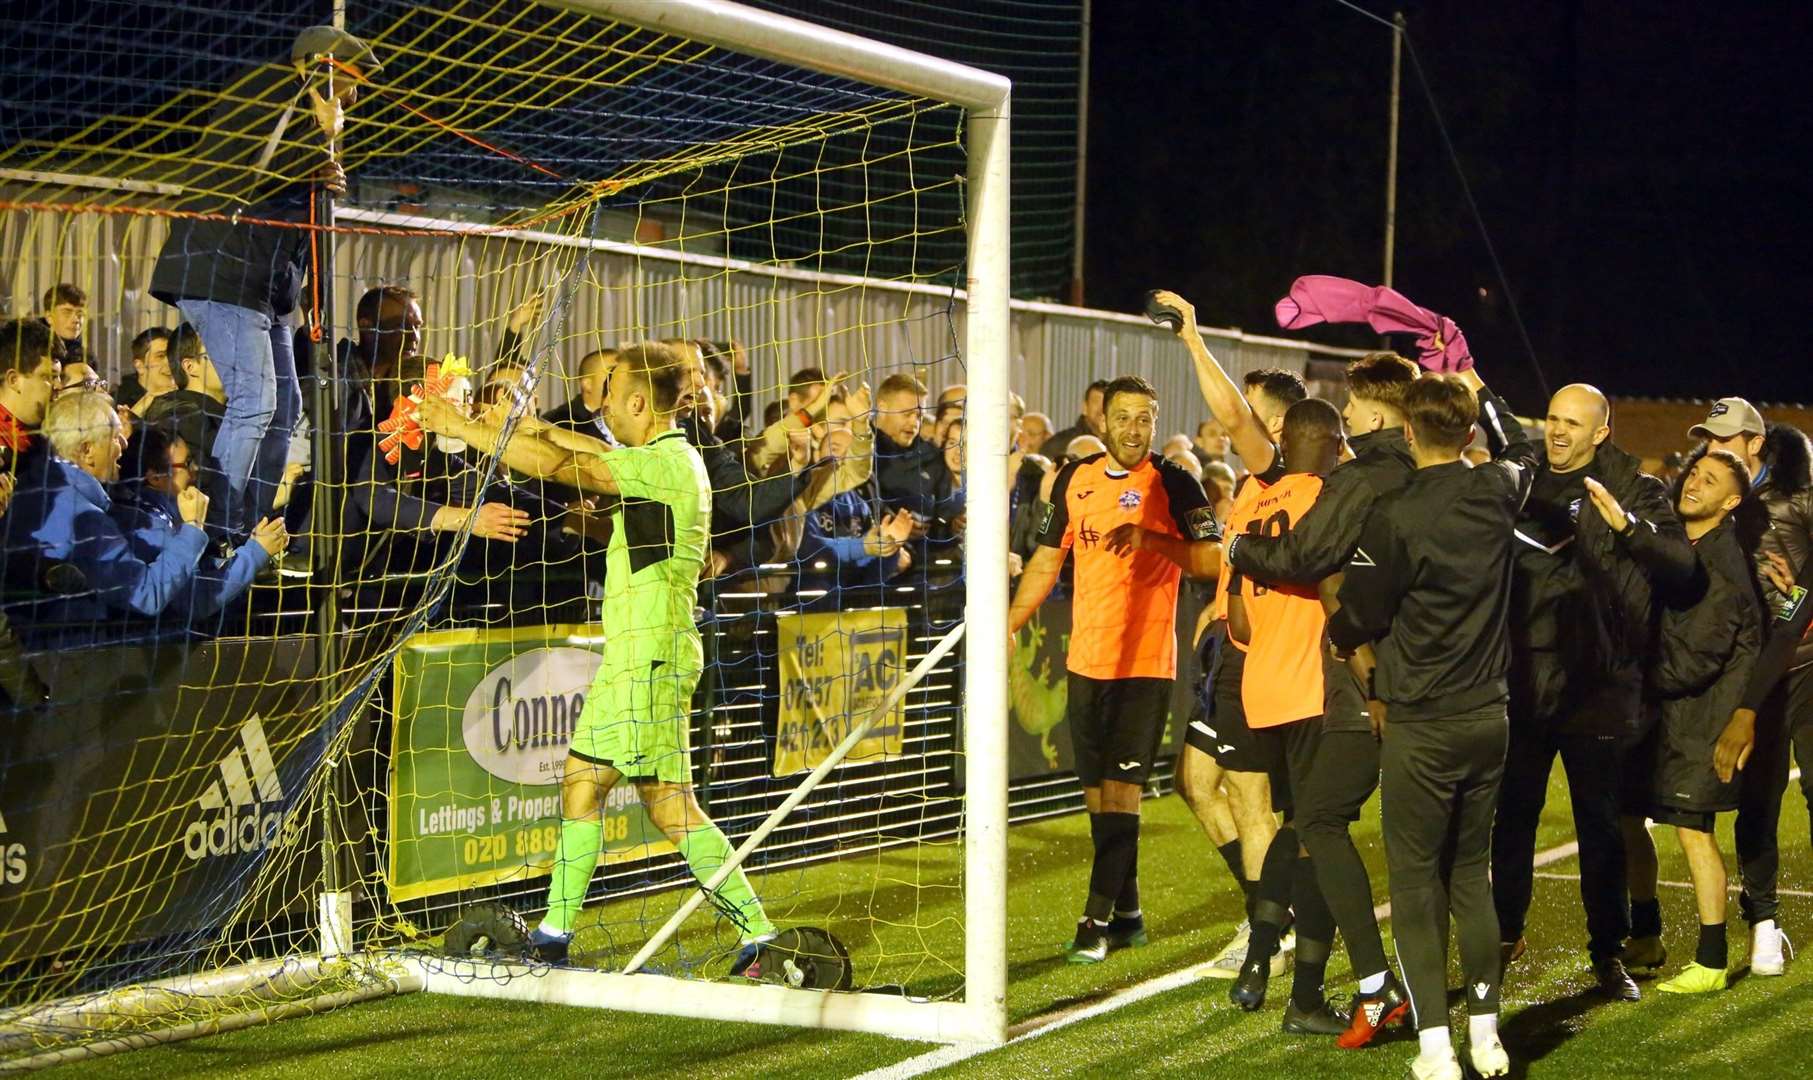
[1037,452,1219,680]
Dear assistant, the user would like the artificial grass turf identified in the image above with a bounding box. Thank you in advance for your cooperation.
[60,768,1813,1079]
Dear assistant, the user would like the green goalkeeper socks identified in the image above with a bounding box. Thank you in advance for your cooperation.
[540,817,604,936]
[677,825,776,942]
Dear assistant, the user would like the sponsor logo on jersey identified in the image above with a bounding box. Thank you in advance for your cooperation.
[183,716,296,861]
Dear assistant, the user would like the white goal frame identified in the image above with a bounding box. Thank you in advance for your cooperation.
[399,0,1014,1048]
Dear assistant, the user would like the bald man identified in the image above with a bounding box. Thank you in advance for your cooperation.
[1490,381,1696,1002]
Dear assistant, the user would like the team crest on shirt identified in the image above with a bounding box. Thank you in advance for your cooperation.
[1118,490,1142,510]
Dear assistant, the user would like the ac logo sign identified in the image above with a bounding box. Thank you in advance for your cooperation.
[183,716,297,861]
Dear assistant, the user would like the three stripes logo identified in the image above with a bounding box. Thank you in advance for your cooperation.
[182,717,294,861]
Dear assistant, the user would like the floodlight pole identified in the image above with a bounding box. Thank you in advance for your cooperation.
[1383,12,1404,289]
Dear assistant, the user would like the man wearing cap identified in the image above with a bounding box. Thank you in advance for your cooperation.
[1682,397,1813,975]
[149,27,380,548]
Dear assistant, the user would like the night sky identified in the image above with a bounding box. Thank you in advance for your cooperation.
[1083,1,1813,412]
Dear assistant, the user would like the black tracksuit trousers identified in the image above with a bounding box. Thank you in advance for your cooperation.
[1490,722,1629,959]
[1381,705,1508,1029]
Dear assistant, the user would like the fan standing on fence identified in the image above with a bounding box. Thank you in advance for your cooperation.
[416,342,777,970]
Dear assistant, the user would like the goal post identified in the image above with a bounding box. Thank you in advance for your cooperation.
[0,0,1013,1058]
[389,0,1016,1046]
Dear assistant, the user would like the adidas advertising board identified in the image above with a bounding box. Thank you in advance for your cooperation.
[183,716,302,860]
[0,636,322,965]
[388,626,670,901]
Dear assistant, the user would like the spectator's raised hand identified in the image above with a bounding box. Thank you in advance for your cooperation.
[846,381,872,420]
[0,472,13,517]
[880,508,916,545]
[469,502,531,542]
[1007,550,1024,578]
[895,547,912,574]
[250,516,289,558]
[1582,476,1631,534]
[507,289,548,335]
[115,406,135,442]
[312,160,347,196]
[177,485,210,528]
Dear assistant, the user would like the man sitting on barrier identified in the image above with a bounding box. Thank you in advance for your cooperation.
[415,341,780,970]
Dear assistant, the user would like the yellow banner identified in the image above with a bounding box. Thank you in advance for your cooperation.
[774,608,909,776]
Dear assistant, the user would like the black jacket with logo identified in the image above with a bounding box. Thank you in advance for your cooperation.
[1227,426,1417,586]
[1650,515,1763,812]
[1509,441,1698,736]
[1328,389,1538,722]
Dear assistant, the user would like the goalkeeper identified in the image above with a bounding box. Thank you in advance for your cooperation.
[417,342,776,969]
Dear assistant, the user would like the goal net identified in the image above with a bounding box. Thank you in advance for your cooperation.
[0,0,1009,1062]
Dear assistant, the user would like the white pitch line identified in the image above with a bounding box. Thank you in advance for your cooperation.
[1532,870,1813,901]
[859,766,1809,1080]
[857,831,1595,1080]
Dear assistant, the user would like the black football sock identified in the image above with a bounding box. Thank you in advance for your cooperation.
[1290,856,1337,1010]
[1086,813,1139,923]
[1247,827,1299,962]
[1695,921,1728,970]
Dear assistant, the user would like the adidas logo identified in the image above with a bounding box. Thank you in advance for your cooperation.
[1,809,25,885]
[182,717,295,861]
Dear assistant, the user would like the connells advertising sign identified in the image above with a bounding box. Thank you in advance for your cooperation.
[389,625,669,902]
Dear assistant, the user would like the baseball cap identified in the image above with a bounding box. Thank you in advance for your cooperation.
[291,26,382,77]
[1688,397,1765,440]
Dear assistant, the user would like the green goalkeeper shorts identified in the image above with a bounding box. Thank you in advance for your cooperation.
[569,660,702,785]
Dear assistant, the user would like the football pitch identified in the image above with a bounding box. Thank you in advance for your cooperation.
[70,768,1813,1079]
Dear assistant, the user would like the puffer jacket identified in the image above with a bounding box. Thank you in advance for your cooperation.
[1754,423,1813,667]
[149,63,324,319]
[1510,441,1698,736]
[1650,516,1764,813]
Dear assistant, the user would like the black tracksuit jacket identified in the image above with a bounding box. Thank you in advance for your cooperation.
[1327,389,1539,721]
[1508,441,1699,737]
[1644,515,1763,812]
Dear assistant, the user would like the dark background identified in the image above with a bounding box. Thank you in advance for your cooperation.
[1084,1,1813,409]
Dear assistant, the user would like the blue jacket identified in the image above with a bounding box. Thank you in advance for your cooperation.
[797,487,903,589]
[2,454,211,628]
[109,483,270,622]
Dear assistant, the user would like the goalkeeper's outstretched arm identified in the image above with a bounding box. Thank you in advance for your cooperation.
[416,394,620,492]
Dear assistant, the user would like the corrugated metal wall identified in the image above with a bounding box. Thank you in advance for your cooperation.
[2,205,1357,435]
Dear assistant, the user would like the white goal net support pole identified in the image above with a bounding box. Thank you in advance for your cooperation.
[399,0,1014,1048]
